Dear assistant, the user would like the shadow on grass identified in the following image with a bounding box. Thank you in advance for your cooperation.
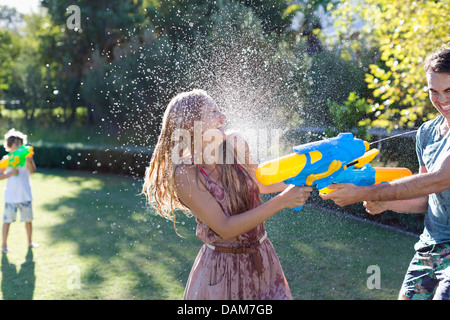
[39,170,200,299]
[1,249,35,300]
[266,206,418,299]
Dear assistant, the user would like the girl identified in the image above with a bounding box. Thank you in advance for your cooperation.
[142,89,312,300]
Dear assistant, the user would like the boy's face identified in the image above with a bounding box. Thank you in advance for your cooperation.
[427,71,450,123]
[8,142,21,152]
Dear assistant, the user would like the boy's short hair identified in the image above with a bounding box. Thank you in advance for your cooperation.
[4,129,27,152]
[424,47,450,74]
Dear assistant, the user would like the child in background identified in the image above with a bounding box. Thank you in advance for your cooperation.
[142,89,312,299]
[2,129,37,254]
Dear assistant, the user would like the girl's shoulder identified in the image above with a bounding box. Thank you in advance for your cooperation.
[174,163,197,177]
[174,163,209,188]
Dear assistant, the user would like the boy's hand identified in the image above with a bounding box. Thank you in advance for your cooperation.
[319,183,366,206]
[25,156,37,173]
[363,201,387,215]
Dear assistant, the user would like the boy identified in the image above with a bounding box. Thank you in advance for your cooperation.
[2,129,37,254]
[321,47,450,300]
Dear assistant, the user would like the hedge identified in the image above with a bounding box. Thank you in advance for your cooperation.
[0,142,154,177]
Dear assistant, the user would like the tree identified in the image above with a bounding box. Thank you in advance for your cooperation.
[331,0,450,130]
[0,11,62,122]
[41,0,149,123]
[0,6,22,95]
[145,0,292,47]
[284,0,340,54]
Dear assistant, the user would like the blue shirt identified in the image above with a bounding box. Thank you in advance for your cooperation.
[415,115,450,250]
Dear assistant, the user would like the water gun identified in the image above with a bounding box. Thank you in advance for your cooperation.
[319,164,412,194]
[256,133,412,210]
[0,145,34,170]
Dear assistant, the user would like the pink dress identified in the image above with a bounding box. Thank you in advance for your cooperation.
[183,168,292,300]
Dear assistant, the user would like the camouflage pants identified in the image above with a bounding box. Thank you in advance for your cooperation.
[401,242,450,300]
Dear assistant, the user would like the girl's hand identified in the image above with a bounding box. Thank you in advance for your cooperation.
[363,200,387,215]
[278,185,313,209]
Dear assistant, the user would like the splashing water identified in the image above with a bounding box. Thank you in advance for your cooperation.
[90,2,312,163]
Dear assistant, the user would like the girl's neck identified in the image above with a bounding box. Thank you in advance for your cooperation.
[199,163,218,174]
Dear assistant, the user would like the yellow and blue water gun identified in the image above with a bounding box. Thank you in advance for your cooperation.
[256,133,412,210]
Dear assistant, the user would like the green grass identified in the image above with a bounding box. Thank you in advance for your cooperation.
[0,169,418,300]
[267,207,418,299]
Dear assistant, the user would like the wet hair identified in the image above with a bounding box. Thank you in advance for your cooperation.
[424,47,450,74]
[3,129,27,152]
[142,89,260,235]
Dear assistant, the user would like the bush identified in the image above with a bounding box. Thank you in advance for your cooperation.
[326,92,372,141]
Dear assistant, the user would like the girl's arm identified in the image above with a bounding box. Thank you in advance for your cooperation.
[175,165,311,240]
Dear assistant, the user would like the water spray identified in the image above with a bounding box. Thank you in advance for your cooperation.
[369,129,418,146]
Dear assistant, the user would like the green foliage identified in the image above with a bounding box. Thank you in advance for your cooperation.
[331,0,450,130]
[302,49,372,127]
[0,29,15,92]
[1,0,377,138]
[3,0,446,141]
[0,6,22,94]
[326,92,371,139]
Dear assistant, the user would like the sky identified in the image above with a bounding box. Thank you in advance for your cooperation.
[0,0,41,14]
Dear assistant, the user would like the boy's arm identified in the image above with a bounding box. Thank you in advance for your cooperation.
[0,169,19,180]
[320,160,450,206]
[363,197,429,215]
[26,157,36,174]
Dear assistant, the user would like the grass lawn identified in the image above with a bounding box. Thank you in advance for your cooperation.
[0,169,418,300]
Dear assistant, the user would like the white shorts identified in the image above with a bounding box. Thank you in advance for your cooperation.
[3,201,33,223]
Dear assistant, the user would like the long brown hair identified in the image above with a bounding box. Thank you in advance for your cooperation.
[142,89,260,232]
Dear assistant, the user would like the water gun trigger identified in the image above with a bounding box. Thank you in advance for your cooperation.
[319,186,336,194]
[350,148,379,168]
[305,160,342,186]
